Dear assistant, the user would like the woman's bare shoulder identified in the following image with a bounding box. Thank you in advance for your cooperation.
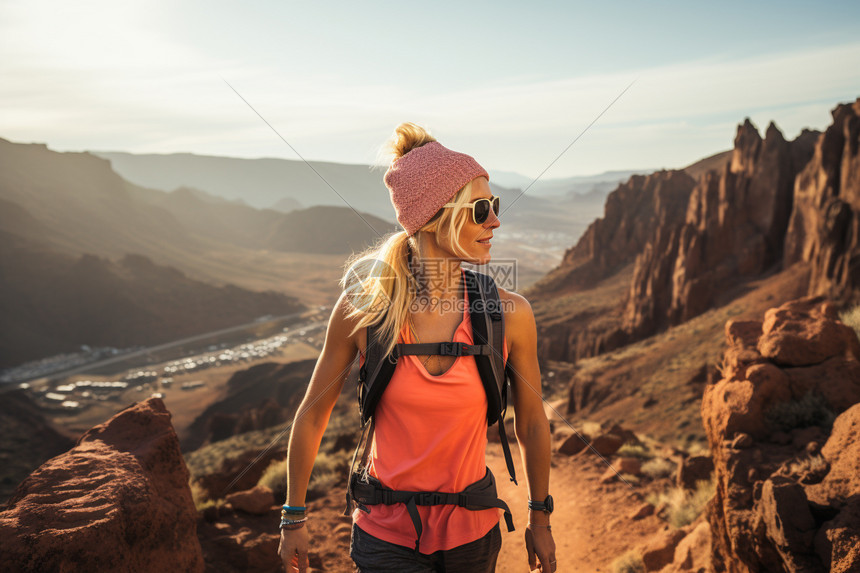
[497,287,533,317]
[497,287,536,335]
[327,291,365,350]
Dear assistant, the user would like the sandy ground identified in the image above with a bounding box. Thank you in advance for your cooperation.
[489,443,665,573]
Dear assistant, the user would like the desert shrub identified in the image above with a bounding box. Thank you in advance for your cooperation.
[641,457,676,479]
[617,472,640,486]
[307,451,347,498]
[765,391,835,433]
[839,304,860,339]
[183,421,293,480]
[616,443,653,460]
[646,478,715,529]
[611,549,646,573]
[258,458,287,499]
[257,451,348,502]
[190,479,226,513]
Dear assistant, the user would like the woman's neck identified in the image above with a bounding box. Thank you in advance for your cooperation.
[413,260,461,299]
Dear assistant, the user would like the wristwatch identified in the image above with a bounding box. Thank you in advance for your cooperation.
[528,494,554,514]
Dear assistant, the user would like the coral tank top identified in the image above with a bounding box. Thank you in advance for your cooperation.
[353,275,508,553]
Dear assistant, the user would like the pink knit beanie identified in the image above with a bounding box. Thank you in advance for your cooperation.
[384,141,489,236]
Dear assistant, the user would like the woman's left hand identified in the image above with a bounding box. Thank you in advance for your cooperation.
[524,524,556,572]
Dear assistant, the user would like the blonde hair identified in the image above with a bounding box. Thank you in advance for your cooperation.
[341,122,476,357]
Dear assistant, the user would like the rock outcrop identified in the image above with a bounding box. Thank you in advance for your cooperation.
[701,297,860,573]
[784,98,860,303]
[531,170,696,296]
[625,120,819,338]
[531,99,860,371]
[0,397,204,572]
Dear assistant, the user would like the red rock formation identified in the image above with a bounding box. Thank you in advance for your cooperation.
[532,170,696,296]
[0,397,204,572]
[660,520,712,573]
[784,98,860,303]
[701,297,860,573]
[625,120,819,338]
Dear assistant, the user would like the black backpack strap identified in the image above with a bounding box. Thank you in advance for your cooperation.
[350,467,515,553]
[358,319,399,426]
[396,342,492,357]
[343,418,373,517]
[463,269,517,485]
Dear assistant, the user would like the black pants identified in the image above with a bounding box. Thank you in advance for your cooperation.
[350,522,502,573]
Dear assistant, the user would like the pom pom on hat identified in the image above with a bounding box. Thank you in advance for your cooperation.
[384,141,489,236]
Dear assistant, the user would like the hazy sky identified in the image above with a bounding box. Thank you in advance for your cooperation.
[2,0,859,179]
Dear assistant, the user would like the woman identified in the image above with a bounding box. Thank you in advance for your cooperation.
[278,123,556,572]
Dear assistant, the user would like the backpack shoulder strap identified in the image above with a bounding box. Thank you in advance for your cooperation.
[463,268,517,484]
[357,318,398,426]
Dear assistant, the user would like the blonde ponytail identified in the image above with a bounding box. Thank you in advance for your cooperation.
[342,123,477,356]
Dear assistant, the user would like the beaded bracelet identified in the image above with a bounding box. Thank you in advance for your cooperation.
[527,523,552,531]
[282,510,306,519]
[279,517,308,531]
[282,504,307,512]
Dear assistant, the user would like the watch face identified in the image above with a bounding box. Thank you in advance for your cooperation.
[545,495,554,513]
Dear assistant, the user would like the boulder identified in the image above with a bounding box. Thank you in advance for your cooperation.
[660,520,711,573]
[758,297,860,366]
[630,503,655,521]
[0,397,204,572]
[805,403,860,506]
[616,456,643,476]
[226,484,275,516]
[557,432,589,456]
[703,295,860,573]
[814,497,860,573]
[640,527,687,571]
[582,433,624,457]
[757,477,818,570]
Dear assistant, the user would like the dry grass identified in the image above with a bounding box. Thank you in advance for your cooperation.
[184,397,358,482]
[646,478,715,529]
[641,457,676,480]
[307,451,345,496]
[257,449,350,501]
[611,549,646,573]
[616,443,653,461]
[190,479,226,513]
[258,457,287,498]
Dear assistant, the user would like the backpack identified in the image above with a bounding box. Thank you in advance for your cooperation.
[344,268,517,551]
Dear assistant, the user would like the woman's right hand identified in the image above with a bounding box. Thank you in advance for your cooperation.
[278,526,310,573]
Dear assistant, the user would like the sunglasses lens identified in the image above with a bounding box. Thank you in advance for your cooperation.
[492,196,500,216]
[474,199,490,224]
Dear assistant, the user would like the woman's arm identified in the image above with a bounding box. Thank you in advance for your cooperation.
[502,289,557,572]
[279,292,360,573]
